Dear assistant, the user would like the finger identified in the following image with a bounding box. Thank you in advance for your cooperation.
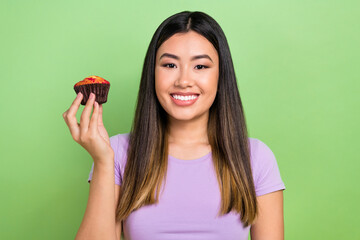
[67,92,83,119]
[63,93,83,140]
[98,104,104,126]
[90,101,99,133]
[80,92,96,134]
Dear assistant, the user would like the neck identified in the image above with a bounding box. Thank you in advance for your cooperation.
[167,112,209,145]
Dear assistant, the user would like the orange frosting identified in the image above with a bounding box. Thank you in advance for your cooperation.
[74,76,110,87]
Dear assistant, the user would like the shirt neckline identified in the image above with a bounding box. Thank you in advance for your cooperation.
[168,151,212,164]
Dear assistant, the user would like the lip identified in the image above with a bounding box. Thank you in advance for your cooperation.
[170,92,200,96]
[170,93,199,106]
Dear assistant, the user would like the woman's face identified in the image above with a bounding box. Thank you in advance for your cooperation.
[155,30,219,123]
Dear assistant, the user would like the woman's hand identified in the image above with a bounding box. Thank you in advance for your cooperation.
[63,92,114,165]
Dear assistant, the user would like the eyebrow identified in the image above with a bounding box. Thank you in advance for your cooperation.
[159,53,213,63]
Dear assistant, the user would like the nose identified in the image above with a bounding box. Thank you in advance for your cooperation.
[174,66,194,88]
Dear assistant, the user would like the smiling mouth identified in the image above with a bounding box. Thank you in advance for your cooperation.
[169,93,200,106]
[170,94,200,101]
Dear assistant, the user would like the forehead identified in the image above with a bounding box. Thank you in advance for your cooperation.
[156,31,218,60]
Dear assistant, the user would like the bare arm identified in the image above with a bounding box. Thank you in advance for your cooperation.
[115,184,122,240]
[62,92,118,240]
[75,161,122,240]
[75,162,117,240]
[250,190,284,240]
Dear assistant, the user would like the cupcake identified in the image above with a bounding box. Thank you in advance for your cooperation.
[74,76,110,105]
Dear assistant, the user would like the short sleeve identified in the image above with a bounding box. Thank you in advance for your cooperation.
[249,138,285,196]
[87,133,130,186]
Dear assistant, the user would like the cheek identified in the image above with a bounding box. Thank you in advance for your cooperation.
[155,70,164,94]
[155,69,169,91]
[199,72,219,94]
[155,72,170,109]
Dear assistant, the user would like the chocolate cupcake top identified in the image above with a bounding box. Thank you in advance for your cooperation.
[74,76,110,87]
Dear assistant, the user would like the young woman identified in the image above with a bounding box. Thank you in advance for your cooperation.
[63,11,285,240]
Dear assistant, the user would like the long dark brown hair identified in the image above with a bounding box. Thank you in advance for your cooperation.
[116,11,257,226]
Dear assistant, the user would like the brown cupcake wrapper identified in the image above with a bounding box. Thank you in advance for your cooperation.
[74,83,110,105]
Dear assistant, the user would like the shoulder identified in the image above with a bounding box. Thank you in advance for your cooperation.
[110,133,130,169]
[248,137,285,196]
[110,133,130,152]
[248,137,275,165]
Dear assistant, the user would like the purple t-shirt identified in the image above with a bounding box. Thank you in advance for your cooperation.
[88,133,285,240]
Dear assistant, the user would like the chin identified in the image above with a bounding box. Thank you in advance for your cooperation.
[172,116,196,121]
[168,111,205,122]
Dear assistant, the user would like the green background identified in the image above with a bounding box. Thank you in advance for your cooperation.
[1,0,359,239]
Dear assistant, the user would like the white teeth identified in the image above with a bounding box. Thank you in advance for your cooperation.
[172,94,198,101]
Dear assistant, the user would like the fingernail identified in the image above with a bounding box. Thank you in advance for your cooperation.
[77,92,82,98]
[90,93,95,99]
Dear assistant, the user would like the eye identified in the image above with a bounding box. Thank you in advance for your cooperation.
[195,65,208,70]
[163,63,177,68]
